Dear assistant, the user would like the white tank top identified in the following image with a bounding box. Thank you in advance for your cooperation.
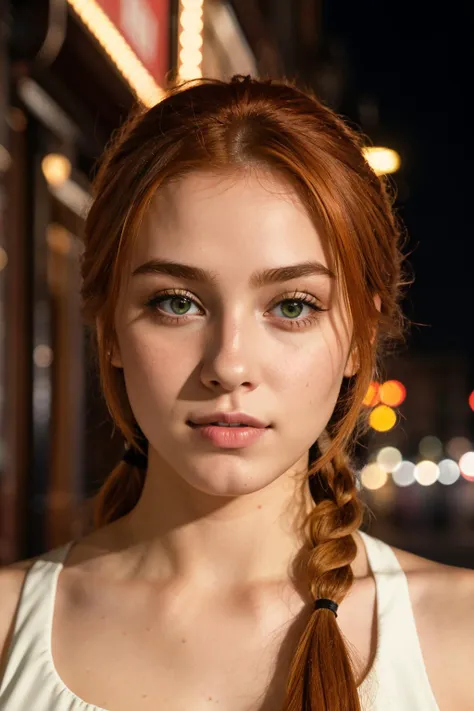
[0,530,440,711]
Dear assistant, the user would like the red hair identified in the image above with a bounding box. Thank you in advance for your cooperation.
[81,75,409,711]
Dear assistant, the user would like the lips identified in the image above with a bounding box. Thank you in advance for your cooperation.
[187,421,270,429]
[189,422,257,428]
[188,412,270,429]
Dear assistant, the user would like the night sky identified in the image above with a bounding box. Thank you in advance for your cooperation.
[324,0,471,356]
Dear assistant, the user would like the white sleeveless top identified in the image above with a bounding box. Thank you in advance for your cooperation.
[0,531,440,711]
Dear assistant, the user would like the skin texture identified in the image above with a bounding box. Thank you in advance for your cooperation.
[108,167,362,592]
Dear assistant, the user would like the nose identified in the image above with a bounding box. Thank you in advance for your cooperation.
[199,313,259,393]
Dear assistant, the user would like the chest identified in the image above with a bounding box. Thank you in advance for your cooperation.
[52,575,377,711]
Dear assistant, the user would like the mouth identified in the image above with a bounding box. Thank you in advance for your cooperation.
[187,421,271,429]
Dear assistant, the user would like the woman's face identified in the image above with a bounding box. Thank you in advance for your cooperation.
[112,169,355,497]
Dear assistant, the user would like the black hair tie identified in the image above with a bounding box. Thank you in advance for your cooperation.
[122,446,148,469]
[314,598,339,617]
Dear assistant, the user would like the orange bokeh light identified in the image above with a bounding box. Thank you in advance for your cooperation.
[469,390,474,412]
[369,405,397,432]
[363,381,380,407]
[379,380,406,407]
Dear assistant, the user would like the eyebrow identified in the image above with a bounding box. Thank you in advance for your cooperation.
[132,258,335,287]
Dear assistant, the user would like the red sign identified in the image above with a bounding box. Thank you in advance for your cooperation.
[95,0,169,84]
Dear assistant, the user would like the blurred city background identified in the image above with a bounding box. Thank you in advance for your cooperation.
[0,0,472,567]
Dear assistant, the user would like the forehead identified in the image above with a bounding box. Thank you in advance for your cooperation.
[134,169,332,276]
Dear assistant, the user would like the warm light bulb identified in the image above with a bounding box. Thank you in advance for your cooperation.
[41,154,71,186]
[363,146,401,176]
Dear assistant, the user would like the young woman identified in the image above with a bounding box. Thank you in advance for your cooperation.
[0,76,472,711]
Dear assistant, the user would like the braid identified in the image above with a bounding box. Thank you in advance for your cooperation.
[284,433,365,710]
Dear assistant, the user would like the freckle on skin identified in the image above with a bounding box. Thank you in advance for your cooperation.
[181,638,186,643]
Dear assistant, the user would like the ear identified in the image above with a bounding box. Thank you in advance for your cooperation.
[110,341,123,369]
[343,294,381,378]
[95,317,123,369]
[343,346,359,379]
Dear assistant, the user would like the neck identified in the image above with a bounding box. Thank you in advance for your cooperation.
[112,446,315,593]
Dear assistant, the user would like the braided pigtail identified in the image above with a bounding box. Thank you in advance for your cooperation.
[284,431,366,711]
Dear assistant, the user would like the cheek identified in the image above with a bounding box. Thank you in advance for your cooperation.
[117,329,189,414]
[273,329,347,395]
[272,333,348,434]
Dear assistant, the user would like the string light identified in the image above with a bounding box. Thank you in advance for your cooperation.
[66,0,163,107]
[178,0,204,80]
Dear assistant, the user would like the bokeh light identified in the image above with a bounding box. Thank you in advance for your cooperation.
[363,146,401,176]
[438,459,461,485]
[369,405,397,432]
[33,345,54,368]
[469,390,474,412]
[376,446,402,472]
[459,452,474,481]
[0,247,7,272]
[392,460,416,487]
[379,380,406,407]
[446,436,471,460]
[363,381,380,407]
[414,460,439,486]
[41,153,71,186]
[178,0,204,80]
[46,224,73,256]
[360,463,388,490]
[418,435,443,460]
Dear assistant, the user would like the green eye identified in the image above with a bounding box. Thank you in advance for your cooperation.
[145,289,327,329]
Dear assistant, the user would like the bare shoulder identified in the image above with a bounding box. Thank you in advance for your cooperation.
[390,542,474,710]
[0,556,40,680]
